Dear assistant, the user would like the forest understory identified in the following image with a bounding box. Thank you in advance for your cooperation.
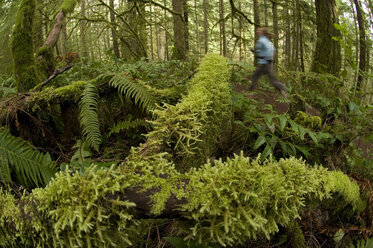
[0,0,372,247]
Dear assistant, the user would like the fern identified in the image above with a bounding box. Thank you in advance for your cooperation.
[108,119,152,137]
[103,73,157,113]
[79,83,102,152]
[0,128,57,188]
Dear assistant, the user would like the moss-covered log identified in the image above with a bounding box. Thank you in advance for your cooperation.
[139,54,232,169]
[0,155,364,247]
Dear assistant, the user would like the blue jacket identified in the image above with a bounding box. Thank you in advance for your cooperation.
[254,36,275,64]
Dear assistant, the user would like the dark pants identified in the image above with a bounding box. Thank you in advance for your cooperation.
[248,63,287,92]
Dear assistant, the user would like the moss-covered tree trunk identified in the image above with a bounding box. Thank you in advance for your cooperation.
[10,0,40,92]
[311,0,341,75]
[353,0,367,92]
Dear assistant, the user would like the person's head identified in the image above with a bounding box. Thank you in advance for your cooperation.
[256,27,274,39]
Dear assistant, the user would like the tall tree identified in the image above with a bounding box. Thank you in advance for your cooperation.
[219,0,227,57]
[311,0,341,75]
[272,0,279,68]
[172,0,186,60]
[253,0,260,65]
[109,0,120,58]
[80,0,88,58]
[183,0,189,53]
[353,0,367,92]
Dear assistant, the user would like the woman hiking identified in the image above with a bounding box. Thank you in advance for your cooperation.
[248,27,288,98]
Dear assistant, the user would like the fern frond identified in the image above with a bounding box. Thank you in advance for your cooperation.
[105,73,157,113]
[0,128,57,188]
[79,83,102,152]
[108,119,152,137]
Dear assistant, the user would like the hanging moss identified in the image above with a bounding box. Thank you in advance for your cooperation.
[10,0,40,92]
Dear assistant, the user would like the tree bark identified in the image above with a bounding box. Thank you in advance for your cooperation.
[109,0,120,58]
[183,0,189,53]
[172,0,186,60]
[353,0,367,92]
[219,0,227,57]
[284,4,291,69]
[194,0,200,56]
[80,0,89,58]
[272,0,279,69]
[253,0,260,65]
[311,0,341,75]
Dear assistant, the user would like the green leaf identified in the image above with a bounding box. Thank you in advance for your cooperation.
[298,126,306,140]
[278,115,287,132]
[0,128,57,188]
[261,144,272,161]
[307,129,318,144]
[253,135,266,150]
[333,230,344,243]
[288,120,299,135]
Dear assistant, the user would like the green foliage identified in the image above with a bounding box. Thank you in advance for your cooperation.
[164,236,211,248]
[0,154,363,247]
[102,72,157,113]
[108,118,152,137]
[232,94,335,162]
[0,165,138,247]
[347,238,373,248]
[59,0,80,14]
[179,155,363,246]
[35,46,55,78]
[10,0,40,92]
[79,82,102,152]
[0,127,57,188]
[144,54,231,169]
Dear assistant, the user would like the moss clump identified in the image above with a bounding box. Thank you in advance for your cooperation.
[60,0,79,14]
[36,46,56,78]
[144,54,232,169]
[28,80,91,112]
[0,155,364,247]
[10,0,40,92]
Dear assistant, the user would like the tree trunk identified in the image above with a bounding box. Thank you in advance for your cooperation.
[11,0,37,92]
[80,0,89,58]
[203,0,209,54]
[284,4,291,69]
[172,0,186,60]
[219,0,227,57]
[149,4,154,59]
[164,0,169,60]
[109,0,120,58]
[239,1,243,61]
[353,0,367,92]
[297,0,305,72]
[194,0,200,56]
[253,0,260,65]
[272,0,279,69]
[183,0,189,53]
[311,0,341,75]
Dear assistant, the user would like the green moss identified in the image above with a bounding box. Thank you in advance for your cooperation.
[143,54,232,169]
[10,0,39,92]
[0,155,363,247]
[60,0,79,14]
[28,80,92,112]
[36,46,55,78]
